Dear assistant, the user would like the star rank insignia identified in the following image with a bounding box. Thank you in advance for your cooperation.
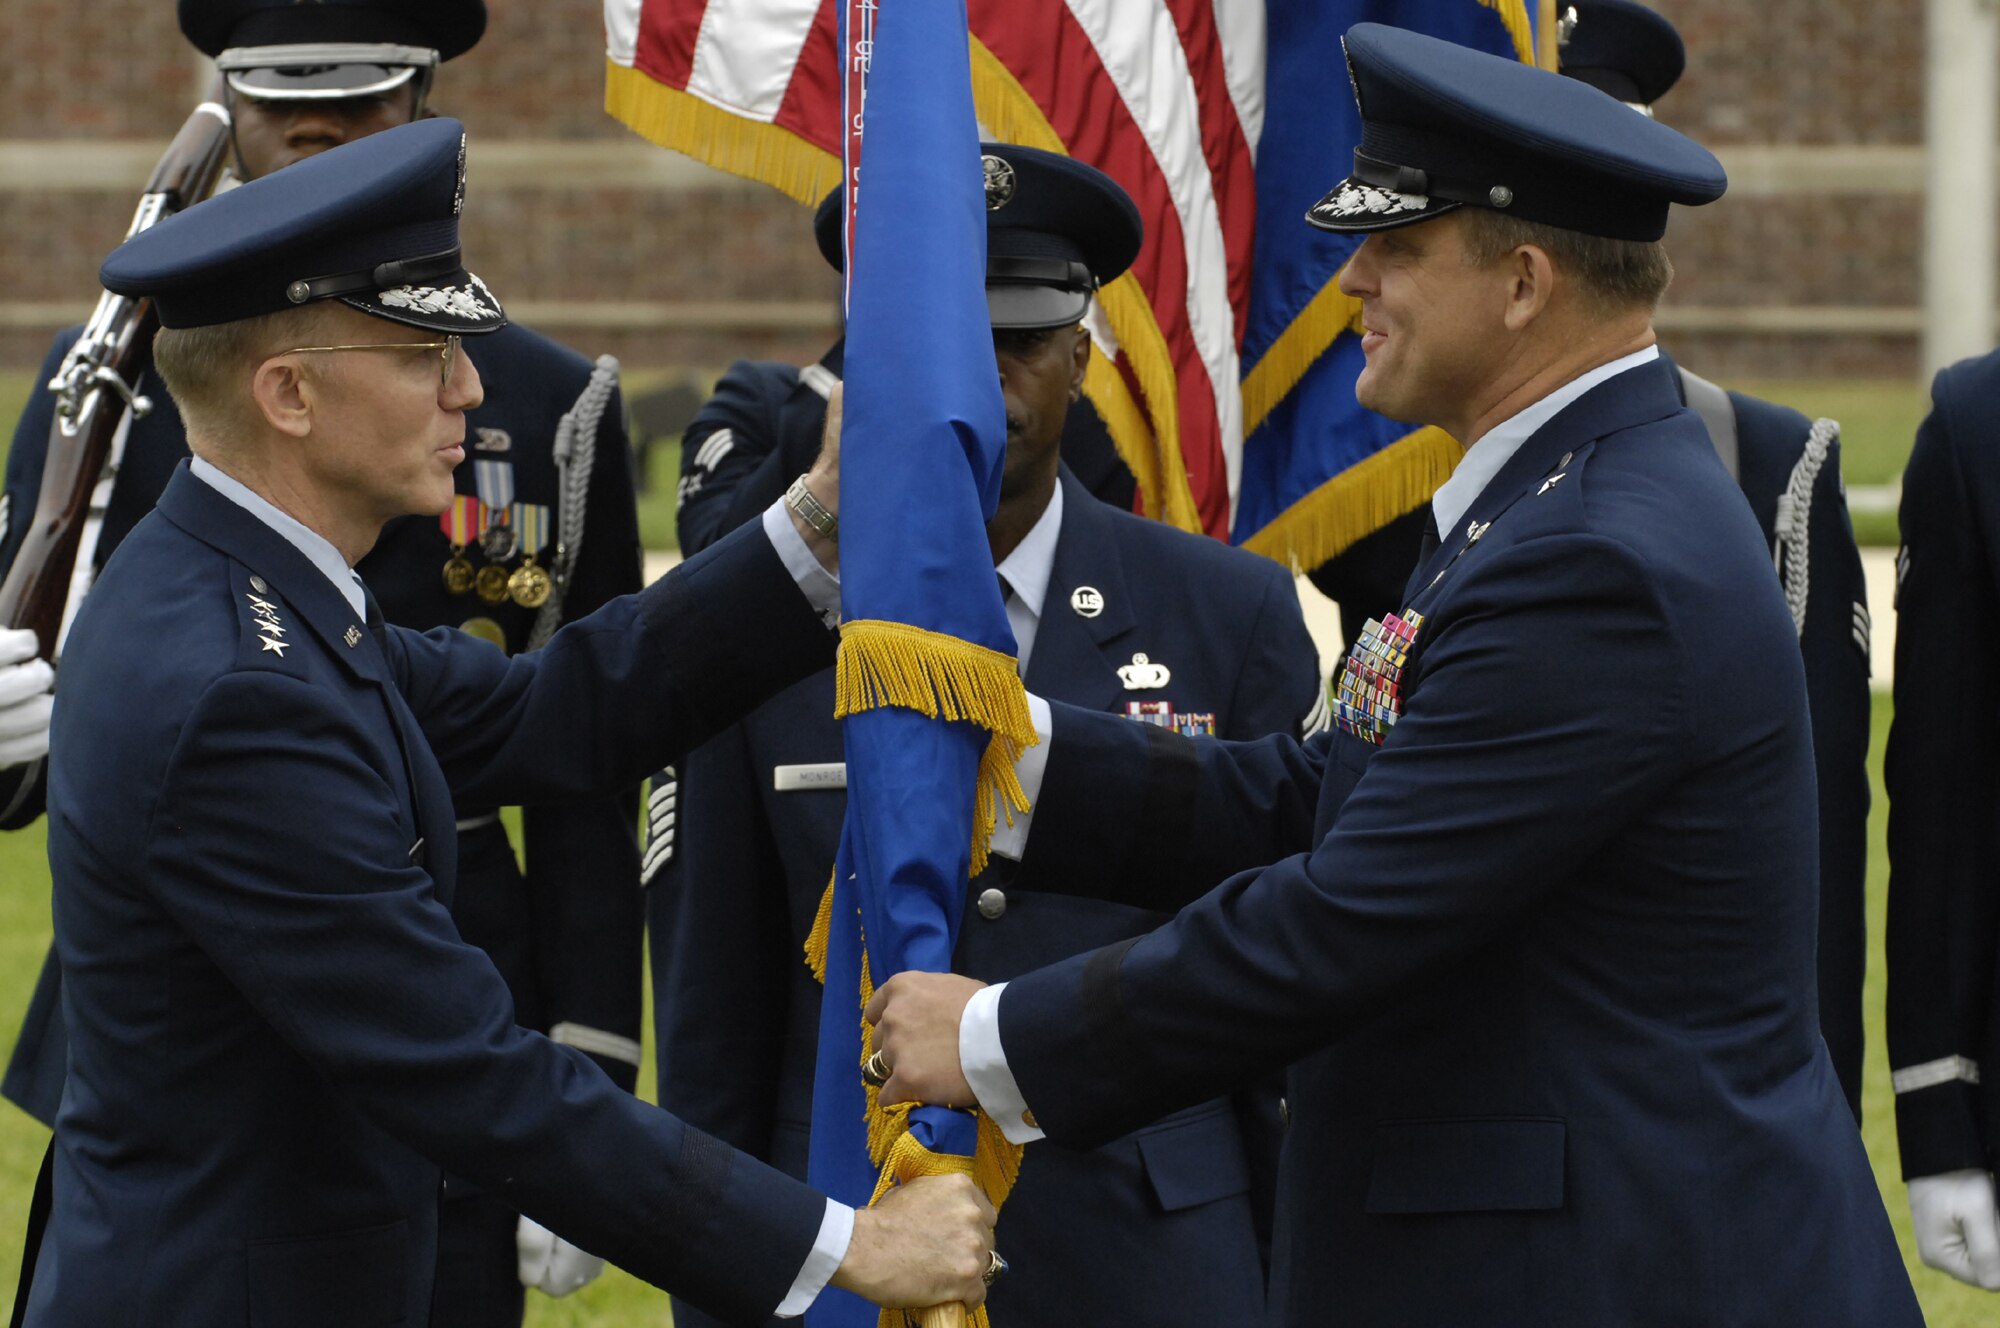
[246,587,289,658]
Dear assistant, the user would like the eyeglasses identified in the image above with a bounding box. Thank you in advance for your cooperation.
[277,334,460,389]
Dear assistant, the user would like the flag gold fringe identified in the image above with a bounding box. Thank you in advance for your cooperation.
[1477,0,1539,66]
[603,61,841,206]
[797,917,1025,1328]
[805,869,836,984]
[967,37,1204,534]
[1240,426,1463,570]
[858,949,1021,1328]
[835,620,1036,879]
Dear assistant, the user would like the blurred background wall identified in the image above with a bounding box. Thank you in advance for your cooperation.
[0,0,1937,388]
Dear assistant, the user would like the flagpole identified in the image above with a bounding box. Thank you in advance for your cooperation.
[1537,0,1560,69]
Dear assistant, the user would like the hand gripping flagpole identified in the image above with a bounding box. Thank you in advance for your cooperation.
[801,1,1033,1326]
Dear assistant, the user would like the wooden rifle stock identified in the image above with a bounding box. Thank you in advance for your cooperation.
[0,79,232,662]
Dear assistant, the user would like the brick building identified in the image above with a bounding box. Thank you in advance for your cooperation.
[0,1,1932,384]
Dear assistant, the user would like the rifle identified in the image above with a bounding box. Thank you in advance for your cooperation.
[0,79,233,663]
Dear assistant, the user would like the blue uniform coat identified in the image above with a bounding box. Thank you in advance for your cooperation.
[27,468,834,1327]
[995,360,1916,1327]
[1306,363,1873,1117]
[1887,348,2000,1178]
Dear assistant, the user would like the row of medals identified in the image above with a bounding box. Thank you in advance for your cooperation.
[443,522,553,609]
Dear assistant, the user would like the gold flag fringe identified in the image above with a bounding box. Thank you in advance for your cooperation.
[835,620,1037,879]
[798,620,1035,1317]
[603,61,841,206]
[1478,0,1539,66]
[1240,426,1463,572]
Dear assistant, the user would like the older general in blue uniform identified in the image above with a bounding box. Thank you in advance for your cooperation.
[0,3,649,1317]
[19,117,997,1328]
[1304,0,1875,1119]
[651,146,1319,1328]
[866,26,1919,1327]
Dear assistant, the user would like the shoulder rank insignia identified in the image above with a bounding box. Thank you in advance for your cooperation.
[245,589,291,658]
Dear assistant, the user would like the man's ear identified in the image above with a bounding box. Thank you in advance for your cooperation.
[1068,323,1091,401]
[250,356,314,439]
[1502,243,1557,333]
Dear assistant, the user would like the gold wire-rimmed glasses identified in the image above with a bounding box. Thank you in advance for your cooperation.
[276,334,460,389]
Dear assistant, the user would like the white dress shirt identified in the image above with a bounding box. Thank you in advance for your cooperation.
[961,344,1668,1146]
[197,460,850,1316]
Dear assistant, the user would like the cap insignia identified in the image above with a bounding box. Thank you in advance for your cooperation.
[982,154,1017,211]
[378,280,498,322]
[1319,181,1428,219]
[1489,185,1515,208]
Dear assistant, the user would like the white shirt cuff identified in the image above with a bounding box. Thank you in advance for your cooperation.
[774,1198,855,1317]
[961,982,1044,1145]
[988,693,1050,862]
[762,500,842,630]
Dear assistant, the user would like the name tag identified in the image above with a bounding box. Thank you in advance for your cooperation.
[774,763,847,792]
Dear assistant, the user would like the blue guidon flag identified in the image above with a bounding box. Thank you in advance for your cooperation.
[801,0,1033,1324]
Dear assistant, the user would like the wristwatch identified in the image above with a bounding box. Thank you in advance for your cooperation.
[785,475,838,542]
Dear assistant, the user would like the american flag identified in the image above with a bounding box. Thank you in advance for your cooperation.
[604,0,1546,555]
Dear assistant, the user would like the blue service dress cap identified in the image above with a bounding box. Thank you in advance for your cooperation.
[813,142,1144,330]
[1307,22,1725,242]
[1559,0,1687,107]
[181,0,486,100]
[99,118,506,335]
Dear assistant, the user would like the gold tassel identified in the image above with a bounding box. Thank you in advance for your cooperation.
[1476,0,1539,66]
[603,62,841,206]
[1239,427,1464,571]
[967,39,1204,535]
[835,620,1038,878]
[804,872,837,984]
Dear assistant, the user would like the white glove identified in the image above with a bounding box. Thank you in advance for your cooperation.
[0,628,54,770]
[515,1215,605,1298]
[1909,1169,2000,1290]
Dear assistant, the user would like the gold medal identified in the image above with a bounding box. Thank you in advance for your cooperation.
[508,557,552,609]
[442,547,475,595]
[459,616,508,651]
[474,563,512,604]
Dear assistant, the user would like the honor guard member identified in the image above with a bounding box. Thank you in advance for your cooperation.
[1301,0,1873,1119]
[0,2,649,1317]
[20,118,996,1327]
[1887,348,2000,1284]
[650,144,1319,1328]
[865,27,1922,1327]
